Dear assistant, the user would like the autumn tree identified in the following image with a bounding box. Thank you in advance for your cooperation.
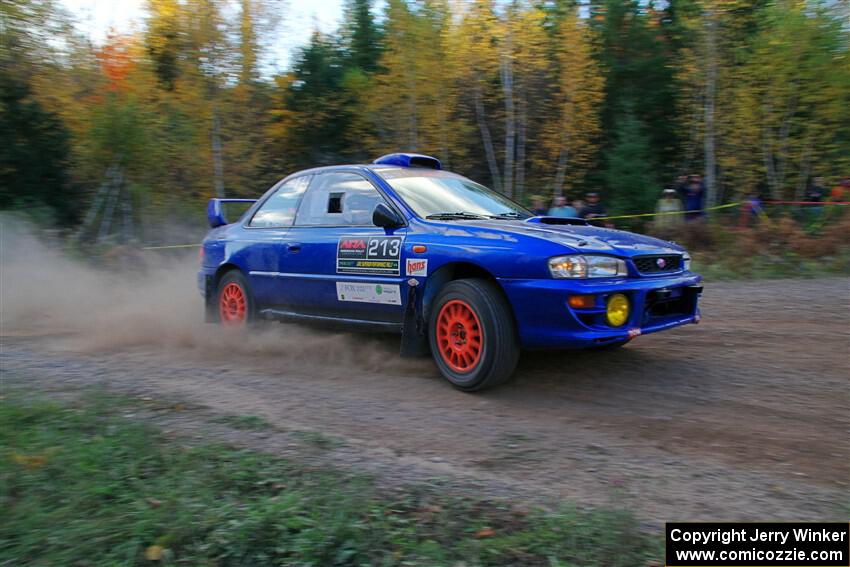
[0,0,82,223]
[591,0,684,202]
[446,0,506,192]
[365,0,465,166]
[543,8,604,198]
[723,1,850,200]
[606,107,660,216]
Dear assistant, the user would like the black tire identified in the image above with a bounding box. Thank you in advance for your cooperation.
[428,278,519,392]
[216,270,256,326]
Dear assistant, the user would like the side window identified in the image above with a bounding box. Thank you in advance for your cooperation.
[294,172,386,226]
[249,176,311,228]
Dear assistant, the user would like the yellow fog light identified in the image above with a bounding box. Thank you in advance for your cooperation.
[606,293,629,327]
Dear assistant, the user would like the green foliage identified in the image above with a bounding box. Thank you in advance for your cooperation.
[2,0,848,229]
[591,0,683,184]
[0,391,660,565]
[342,0,384,73]
[606,109,660,216]
[721,1,850,198]
[0,71,79,224]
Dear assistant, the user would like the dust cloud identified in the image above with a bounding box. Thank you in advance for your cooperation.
[0,217,430,376]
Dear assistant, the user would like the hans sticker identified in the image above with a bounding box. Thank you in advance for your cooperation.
[405,258,428,277]
[336,282,401,305]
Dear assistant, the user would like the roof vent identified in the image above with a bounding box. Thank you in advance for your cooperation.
[373,153,442,170]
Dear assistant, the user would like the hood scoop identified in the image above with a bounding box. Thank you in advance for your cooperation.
[525,216,588,226]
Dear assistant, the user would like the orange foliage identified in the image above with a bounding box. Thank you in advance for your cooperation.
[96,31,136,93]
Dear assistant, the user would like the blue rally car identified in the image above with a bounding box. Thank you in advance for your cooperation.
[199,153,702,391]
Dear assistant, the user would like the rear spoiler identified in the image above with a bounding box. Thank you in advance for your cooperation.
[207,198,257,228]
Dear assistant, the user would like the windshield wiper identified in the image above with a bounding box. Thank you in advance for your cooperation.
[425,212,489,220]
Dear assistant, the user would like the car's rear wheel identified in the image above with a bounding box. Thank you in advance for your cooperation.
[217,271,254,327]
[428,279,519,392]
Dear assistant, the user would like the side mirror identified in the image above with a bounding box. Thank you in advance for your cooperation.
[373,203,403,229]
[207,199,227,228]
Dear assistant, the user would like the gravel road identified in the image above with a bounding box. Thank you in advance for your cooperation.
[2,269,848,524]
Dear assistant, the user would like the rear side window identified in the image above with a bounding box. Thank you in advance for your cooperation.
[295,172,386,226]
[249,176,311,228]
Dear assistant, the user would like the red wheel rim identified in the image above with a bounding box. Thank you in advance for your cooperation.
[219,282,247,326]
[436,300,483,373]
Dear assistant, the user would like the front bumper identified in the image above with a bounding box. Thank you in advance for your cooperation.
[498,272,703,349]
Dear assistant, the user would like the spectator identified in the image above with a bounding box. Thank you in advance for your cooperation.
[830,177,849,202]
[739,191,764,228]
[674,174,689,196]
[680,175,705,221]
[654,189,683,230]
[571,199,585,216]
[807,176,826,220]
[548,195,578,218]
[530,195,548,216]
[579,192,607,226]
[807,177,826,202]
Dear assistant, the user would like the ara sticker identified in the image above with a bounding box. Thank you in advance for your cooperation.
[337,236,402,275]
[336,282,401,305]
[405,258,428,277]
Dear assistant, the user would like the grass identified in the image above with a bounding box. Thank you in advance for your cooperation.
[691,249,850,281]
[0,391,659,566]
[214,413,275,431]
[295,429,343,450]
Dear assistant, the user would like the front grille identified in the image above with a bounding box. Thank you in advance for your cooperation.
[633,254,682,275]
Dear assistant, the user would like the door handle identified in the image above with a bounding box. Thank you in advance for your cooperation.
[287,243,302,253]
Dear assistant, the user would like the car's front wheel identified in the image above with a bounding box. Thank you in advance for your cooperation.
[216,270,255,327]
[428,279,519,392]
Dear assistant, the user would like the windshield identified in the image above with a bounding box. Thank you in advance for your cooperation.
[378,169,533,220]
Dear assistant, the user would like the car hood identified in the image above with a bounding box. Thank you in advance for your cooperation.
[448,219,684,257]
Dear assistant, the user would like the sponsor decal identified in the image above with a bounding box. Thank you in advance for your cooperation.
[337,236,402,275]
[336,282,401,305]
[339,238,367,251]
[627,328,642,339]
[405,258,428,277]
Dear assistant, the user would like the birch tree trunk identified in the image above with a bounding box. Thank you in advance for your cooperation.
[794,138,812,202]
[212,108,225,199]
[553,146,569,197]
[406,65,418,149]
[75,164,117,243]
[763,133,779,199]
[500,37,515,198]
[516,92,527,203]
[439,107,450,170]
[703,6,718,208]
[97,168,124,243]
[473,84,503,193]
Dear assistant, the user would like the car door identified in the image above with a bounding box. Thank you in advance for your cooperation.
[280,171,407,323]
[238,175,310,307]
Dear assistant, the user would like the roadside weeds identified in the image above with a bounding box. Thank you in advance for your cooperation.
[0,387,661,566]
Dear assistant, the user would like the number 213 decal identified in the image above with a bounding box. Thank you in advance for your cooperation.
[368,238,400,258]
[337,236,403,275]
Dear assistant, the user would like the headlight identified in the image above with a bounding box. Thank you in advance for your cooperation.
[683,254,691,271]
[548,255,627,279]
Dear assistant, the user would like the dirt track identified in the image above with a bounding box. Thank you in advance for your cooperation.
[2,276,848,524]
